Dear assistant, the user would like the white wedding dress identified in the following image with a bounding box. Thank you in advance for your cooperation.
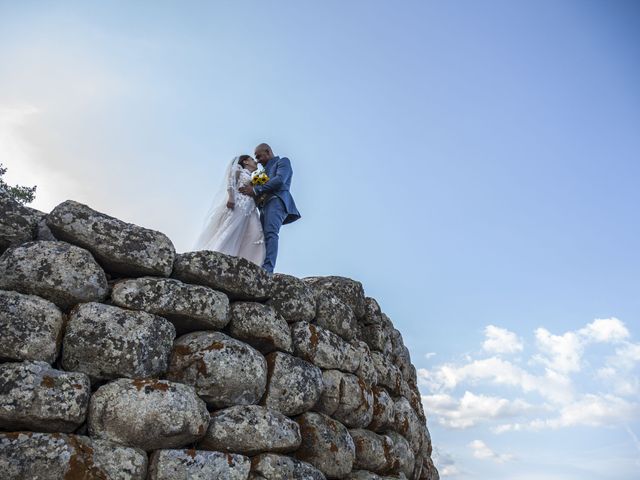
[194,159,266,266]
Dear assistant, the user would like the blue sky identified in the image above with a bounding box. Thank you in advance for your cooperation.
[1,1,639,478]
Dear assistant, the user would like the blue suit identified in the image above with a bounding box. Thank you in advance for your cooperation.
[254,156,300,272]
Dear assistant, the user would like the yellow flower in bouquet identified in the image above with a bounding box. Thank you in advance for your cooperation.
[251,170,269,186]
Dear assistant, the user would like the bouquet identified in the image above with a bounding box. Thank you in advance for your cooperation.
[251,170,269,186]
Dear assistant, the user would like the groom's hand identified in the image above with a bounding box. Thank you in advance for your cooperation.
[239,185,255,197]
[226,201,235,209]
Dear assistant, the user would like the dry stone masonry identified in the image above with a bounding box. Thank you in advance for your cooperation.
[0,194,439,480]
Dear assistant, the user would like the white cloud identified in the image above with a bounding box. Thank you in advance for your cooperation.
[422,391,538,429]
[533,328,583,374]
[468,439,514,463]
[482,325,523,354]
[579,318,629,343]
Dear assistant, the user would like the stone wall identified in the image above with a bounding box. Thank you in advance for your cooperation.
[0,195,439,480]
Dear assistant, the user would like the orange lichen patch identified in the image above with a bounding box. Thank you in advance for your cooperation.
[308,325,319,354]
[131,379,170,392]
[329,442,339,453]
[185,448,197,459]
[197,424,205,436]
[226,454,234,467]
[3,432,25,440]
[65,435,108,480]
[41,376,55,388]
[203,341,225,351]
[400,417,409,434]
[72,384,84,390]
[173,344,192,356]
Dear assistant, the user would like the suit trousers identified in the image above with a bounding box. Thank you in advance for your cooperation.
[260,197,287,273]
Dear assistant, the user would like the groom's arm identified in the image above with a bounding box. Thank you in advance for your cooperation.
[254,157,292,196]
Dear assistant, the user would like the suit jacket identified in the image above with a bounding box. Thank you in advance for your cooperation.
[254,156,301,224]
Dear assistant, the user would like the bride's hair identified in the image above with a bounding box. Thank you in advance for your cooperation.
[237,155,252,168]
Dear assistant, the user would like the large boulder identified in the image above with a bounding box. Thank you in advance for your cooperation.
[0,432,147,480]
[0,290,64,363]
[266,273,316,323]
[291,321,358,372]
[261,351,323,416]
[46,200,175,277]
[371,351,402,396]
[228,302,293,354]
[295,411,355,479]
[314,370,373,429]
[167,331,267,408]
[111,277,230,334]
[393,397,424,455]
[199,405,301,456]
[251,453,326,480]
[351,340,377,388]
[62,302,175,382]
[304,276,366,318]
[368,387,395,433]
[88,378,209,451]
[0,361,90,432]
[314,290,358,341]
[0,194,37,253]
[349,429,394,474]
[0,241,108,310]
[362,297,383,325]
[358,323,393,356]
[172,250,272,300]
[148,449,250,480]
[385,432,415,478]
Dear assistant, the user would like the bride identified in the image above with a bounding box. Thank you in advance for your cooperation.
[194,155,266,266]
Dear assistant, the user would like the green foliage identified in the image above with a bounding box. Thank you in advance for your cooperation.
[0,163,37,204]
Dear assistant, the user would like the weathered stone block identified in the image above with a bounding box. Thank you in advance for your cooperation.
[291,321,356,372]
[371,351,402,396]
[349,429,393,474]
[368,387,395,433]
[262,351,323,416]
[172,250,272,300]
[304,276,366,318]
[88,378,209,451]
[24,207,56,241]
[386,432,415,478]
[314,370,373,428]
[0,194,37,253]
[266,273,316,323]
[295,411,355,479]
[0,432,147,479]
[228,302,292,354]
[0,290,64,363]
[62,302,175,381]
[251,453,326,480]
[148,449,250,480]
[46,200,175,277]
[362,297,383,325]
[111,277,230,334]
[167,331,267,408]
[393,397,424,454]
[200,405,301,456]
[314,289,358,341]
[358,323,393,356]
[0,361,90,432]
[351,340,378,388]
[0,241,108,309]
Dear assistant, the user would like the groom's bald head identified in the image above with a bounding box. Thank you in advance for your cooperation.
[255,143,274,165]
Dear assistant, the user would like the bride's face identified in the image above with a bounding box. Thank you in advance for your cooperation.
[243,157,258,172]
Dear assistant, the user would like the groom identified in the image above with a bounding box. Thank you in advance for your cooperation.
[239,143,300,273]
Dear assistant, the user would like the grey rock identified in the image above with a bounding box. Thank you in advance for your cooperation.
[46,199,175,277]
[314,289,357,341]
[0,240,108,309]
[266,273,316,323]
[371,351,402,396]
[351,340,378,388]
[199,405,301,455]
[148,449,250,480]
[291,321,356,372]
[251,453,327,480]
[172,250,272,300]
[421,457,439,480]
[349,429,393,474]
[347,472,382,480]
[368,387,395,433]
[393,397,424,455]
[262,351,323,416]
[228,302,292,354]
[62,302,175,382]
[0,290,64,363]
[24,207,56,241]
[358,323,393,356]
[111,276,230,334]
[362,297,383,325]
[386,432,415,478]
[295,411,355,479]
[0,361,90,432]
[0,194,37,253]
[88,378,209,451]
[167,331,267,408]
[0,432,147,479]
[314,370,373,428]
[303,276,366,318]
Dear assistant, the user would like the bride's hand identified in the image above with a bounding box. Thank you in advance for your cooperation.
[226,201,235,209]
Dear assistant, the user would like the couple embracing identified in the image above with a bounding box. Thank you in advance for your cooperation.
[194,143,300,273]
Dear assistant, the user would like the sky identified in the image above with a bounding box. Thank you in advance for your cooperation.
[1,1,639,478]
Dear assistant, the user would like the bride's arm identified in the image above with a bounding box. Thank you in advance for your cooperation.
[226,169,241,209]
